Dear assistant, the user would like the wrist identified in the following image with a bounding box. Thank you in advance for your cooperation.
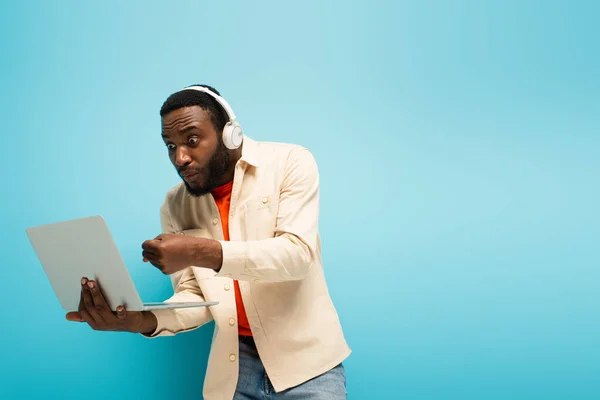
[191,238,223,271]
[137,311,158,334]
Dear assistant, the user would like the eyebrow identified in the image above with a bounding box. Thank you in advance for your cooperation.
[162,125,200,138]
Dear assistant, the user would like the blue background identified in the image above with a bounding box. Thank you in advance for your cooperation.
[1,1,598,399]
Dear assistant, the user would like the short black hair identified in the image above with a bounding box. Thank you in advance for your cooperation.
[159,84,229,133]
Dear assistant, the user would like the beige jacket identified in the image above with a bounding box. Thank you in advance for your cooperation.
[144,136,351,400]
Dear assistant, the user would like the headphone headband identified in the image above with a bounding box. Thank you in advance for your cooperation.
[179,85,237,123]
[173,85,243,150]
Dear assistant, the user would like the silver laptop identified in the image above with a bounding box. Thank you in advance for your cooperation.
[26,216,218,312]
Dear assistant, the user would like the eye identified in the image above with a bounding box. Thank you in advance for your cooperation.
[188,136,199,146]
[166,143,176,152]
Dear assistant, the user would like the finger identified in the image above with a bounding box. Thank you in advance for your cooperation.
[142,239,161,252]
[142,253,163,268]
[81,279,94,309]
[141,251,164,268]
[79,277,87,313]
[142,249,158,263]
[83,281,104,324]
[116,305,127,320]
[87,280,114,321]
[66,312,83,322]
[79,308,98,330]
[142,250,159,261]
[77,288,96,329]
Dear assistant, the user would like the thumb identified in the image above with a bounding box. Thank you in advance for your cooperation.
[66,312,83,322]
[116,305,127,320]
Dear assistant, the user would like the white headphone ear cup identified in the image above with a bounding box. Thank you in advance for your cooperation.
[222,122,243,150]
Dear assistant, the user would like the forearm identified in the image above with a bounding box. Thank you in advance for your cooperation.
[216,233,315,282]
[141,268,214,338]
[144,295,213,337]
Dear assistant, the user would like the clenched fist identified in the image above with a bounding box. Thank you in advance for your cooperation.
[141,233,223,275]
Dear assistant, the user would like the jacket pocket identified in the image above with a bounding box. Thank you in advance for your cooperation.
[240,195,277,240]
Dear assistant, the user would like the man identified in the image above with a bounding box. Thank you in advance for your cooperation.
[66,84,351,399]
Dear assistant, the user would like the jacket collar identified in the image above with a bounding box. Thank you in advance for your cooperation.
[239,135,260,167]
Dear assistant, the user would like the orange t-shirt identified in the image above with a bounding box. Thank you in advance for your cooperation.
[211,181,252,336]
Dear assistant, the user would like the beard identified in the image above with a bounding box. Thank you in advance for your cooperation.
[182,140,231,197]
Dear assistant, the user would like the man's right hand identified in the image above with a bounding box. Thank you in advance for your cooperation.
[65,277,158,335]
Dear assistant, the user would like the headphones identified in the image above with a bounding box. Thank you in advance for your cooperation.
[177,85,244,150]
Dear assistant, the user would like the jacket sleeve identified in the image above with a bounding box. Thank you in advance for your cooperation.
[142,204,214,338]
[216,147,320,283]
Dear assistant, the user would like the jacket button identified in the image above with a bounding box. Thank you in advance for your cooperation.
[224,284,231,291]
[229,318,235,326]
[229,354,236,362]
[212,217,219,225]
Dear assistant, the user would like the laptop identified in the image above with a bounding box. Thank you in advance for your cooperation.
[25,215,218,312]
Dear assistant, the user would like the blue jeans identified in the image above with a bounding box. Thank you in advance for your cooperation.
[233,335,347,400]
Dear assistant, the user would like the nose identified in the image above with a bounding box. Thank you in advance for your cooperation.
[175,146,191,167]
